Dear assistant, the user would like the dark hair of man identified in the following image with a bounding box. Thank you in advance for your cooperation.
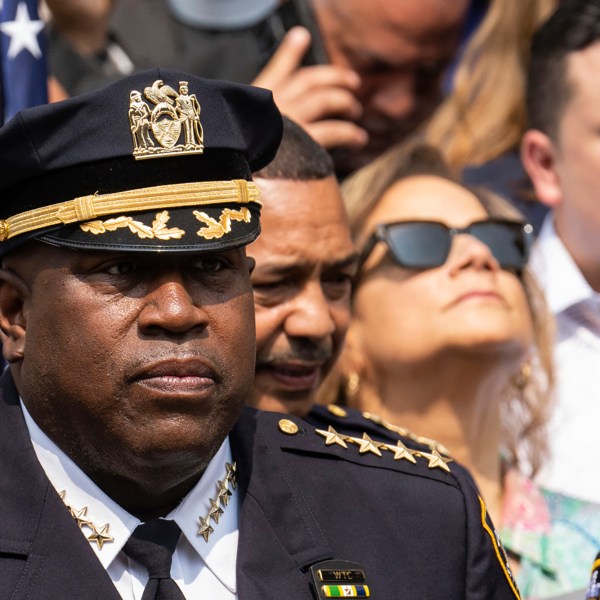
[253,117,334,180]
[527,0,600,140]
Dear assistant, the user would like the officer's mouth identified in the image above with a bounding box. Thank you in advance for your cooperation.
[130,358,218,396]
[257,362,323,391]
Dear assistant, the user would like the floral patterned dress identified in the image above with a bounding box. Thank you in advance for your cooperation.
[500,469,600,599]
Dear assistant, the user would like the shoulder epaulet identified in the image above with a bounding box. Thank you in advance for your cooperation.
[311,403,452,458]
[276,415,453,475]
[360,410,452,457]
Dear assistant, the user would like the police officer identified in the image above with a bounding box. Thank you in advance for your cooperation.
[248,117,451,453]
[0,70,518,599]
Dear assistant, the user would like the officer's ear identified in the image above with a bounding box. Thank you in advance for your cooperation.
[0,265,29,363]
[521,129,563,208]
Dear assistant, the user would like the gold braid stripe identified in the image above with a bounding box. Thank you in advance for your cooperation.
[0,179,261,242]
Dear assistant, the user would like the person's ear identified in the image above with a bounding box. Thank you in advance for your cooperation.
[0,268,29,363]
[521,129,563,208]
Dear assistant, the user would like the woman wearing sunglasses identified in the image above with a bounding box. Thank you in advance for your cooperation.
[323,141,597,598]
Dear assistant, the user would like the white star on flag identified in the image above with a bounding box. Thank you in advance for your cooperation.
[0,1,43,59]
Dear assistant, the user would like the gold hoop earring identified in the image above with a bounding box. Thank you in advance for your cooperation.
[513,361,532,391]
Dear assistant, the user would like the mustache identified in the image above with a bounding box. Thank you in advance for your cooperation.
[257,340,332,366]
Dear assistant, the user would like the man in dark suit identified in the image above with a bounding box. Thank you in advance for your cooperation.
[0,69,519,599]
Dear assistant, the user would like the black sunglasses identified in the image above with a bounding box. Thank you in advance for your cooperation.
[358,219,533,272]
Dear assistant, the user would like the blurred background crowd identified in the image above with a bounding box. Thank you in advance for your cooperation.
[2,0,600,597]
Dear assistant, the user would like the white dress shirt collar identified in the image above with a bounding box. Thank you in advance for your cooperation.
[167,441,238,593]
[20,400,238,593]
[530,215,597,314]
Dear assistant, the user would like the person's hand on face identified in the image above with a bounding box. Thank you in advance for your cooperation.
[252,27,368,150]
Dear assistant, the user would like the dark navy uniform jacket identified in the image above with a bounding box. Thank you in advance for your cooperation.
[0,374,519,599]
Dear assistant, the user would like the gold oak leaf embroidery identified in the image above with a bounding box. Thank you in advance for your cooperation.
[80,211,184,240]
[194,207,251,239]
[151,210,186,240]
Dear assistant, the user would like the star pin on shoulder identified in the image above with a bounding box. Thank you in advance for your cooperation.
[361,411,452,457]
[311,405,453,471]
[315,426,452,471]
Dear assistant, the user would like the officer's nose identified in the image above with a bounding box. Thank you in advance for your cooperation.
[284,281,336,342]
[138,273,208,336]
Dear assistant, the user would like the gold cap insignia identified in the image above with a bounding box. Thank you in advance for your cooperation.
[129,80,204,160]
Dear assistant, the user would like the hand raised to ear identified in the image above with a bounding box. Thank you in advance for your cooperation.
[252,27,368,150]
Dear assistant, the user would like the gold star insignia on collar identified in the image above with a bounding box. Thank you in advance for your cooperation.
[58,490,114,551]
[217,479,232,506]
[414,449,452,472]
[225,462,237,488]
[87,523,114,550]
[383,440,417,463]
[197,516,214,542]
[197,461,236,543]
[316,426,349,448]
[350,433,383,457]
[208,498,224,524]
[69,506,92,529]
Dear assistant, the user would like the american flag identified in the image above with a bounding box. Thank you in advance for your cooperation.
[0,0,47,125]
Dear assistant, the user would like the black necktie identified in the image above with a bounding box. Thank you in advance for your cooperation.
[122,518,186,600]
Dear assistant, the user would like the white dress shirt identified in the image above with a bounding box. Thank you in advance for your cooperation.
[531,216,600,503]
[21,401,239,599]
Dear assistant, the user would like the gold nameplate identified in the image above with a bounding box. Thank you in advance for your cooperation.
[129,80,204,160]
[318,569,366,583]
[311,560,371,599]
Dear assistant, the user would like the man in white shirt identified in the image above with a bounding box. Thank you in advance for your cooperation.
[522,0,600,504]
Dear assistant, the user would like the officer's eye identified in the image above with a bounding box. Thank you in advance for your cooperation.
[191,256,227,272]
[105,260,139,275]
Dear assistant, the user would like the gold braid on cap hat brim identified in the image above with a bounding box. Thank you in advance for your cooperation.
[0,179,261,242]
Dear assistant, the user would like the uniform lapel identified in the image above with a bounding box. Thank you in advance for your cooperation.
[0,373,121,600]
[231,408,333,600]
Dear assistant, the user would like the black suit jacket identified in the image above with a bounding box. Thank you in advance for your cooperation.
[0,374,519,599]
